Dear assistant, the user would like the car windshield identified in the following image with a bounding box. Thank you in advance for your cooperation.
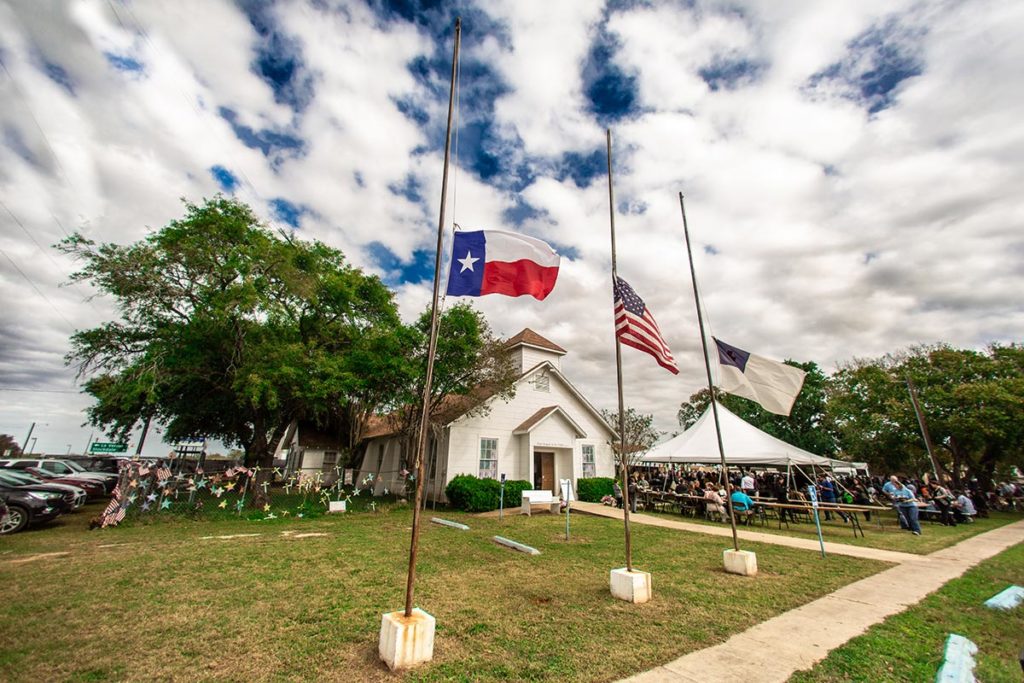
[62,460,87,472]
[0,472,32,485]
[8,471,47,485]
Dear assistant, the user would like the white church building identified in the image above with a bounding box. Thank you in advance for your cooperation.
[355,329,618,502]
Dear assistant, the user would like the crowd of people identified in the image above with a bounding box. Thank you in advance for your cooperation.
[605,465,1023,536]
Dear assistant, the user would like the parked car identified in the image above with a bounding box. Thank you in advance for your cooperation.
[0,484,64,534]
[0,471,84,511]
[66,456,125,474]
[0,471,88,507]
[0,459,117,492]
[23,468,106,500]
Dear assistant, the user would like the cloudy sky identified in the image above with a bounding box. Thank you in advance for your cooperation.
[1,0,1022,455]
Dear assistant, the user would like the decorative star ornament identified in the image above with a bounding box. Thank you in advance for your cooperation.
[127,493,138,505]
[195,478,208,490]
[225,482,236,491]
[146,493,158,503]
[141,502,151,512]
[218,500,227,509]
[263,504,271,512]
[212,486,224,498]
[236,500,245,511]
[161,499,171,510]
[458,250,479,272]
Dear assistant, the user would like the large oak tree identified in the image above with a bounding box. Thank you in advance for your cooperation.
[62,197,415,502]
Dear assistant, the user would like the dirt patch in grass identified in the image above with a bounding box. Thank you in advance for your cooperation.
[0,506,886,682]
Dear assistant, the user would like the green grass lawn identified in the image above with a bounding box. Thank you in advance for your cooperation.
[640,504,1021,554]
[1,501,886,682]
[789,541,1024,682]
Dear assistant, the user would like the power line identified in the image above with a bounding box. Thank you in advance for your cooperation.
[0,387,79,394]
[0,247,76,329]
[1,199,104,314]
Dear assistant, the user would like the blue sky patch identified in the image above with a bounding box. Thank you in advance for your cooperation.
[104,52,144,74]
[704,244,719,255]
[218,107,305,163]
[805,16,924,114]
[555,149,606,188]
[699,57,764,91]
[367,241,435,285]
[582,21,640,122]
[238,0,315,112]
[209,165,239,193]
[393,94,429,126]
[4,125,36,166]
[269,197,305,228]
[388,173,423,203]
[502,198,544,227]
[41,59,75,95]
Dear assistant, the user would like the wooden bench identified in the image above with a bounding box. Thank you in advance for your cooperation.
[520,490,561,516]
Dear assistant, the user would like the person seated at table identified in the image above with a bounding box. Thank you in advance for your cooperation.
[952,490,976,523]
[930,482,957,526]
[730,485,755,523]
[703,483,726,522]
[852,485,872,521]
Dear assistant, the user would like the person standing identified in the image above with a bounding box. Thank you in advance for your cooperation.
[891,480,922,535]
[819,475,836,521]
[741,470,756,498]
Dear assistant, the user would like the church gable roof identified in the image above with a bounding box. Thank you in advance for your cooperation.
[513,405,587,438]
[505,328,566,355]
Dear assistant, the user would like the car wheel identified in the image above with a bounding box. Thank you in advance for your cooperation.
[0,505,28,534]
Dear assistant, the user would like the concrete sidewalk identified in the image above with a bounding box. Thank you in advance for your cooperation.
[570,501,919,564]
[605,513,1024,682]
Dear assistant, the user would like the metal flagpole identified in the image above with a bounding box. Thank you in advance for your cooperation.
[133,414,152,459]
[679,193,740,552]
[403,17,461,619]
[906,377,942,482]
[606,129,633,572]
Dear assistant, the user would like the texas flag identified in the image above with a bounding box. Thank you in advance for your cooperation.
[445,229,560,300]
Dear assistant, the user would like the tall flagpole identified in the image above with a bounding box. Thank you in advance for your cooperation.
[679,192,739,552]
[404,17,461,619]
[906,377,942,483]
[607,129,633,572]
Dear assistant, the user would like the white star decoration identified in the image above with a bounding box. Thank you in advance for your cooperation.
[457,250,479,273]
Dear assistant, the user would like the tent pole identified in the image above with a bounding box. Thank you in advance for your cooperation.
[680,192,739,552]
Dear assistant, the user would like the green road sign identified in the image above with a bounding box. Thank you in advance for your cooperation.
[90,442,128,453]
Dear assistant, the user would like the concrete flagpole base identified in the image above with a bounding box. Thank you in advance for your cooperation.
[379,608,435,670]
[610,567,652,603]
[723,549,758,576]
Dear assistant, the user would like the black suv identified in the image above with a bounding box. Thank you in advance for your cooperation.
[0,484,64,534]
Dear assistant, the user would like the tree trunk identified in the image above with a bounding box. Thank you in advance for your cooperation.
[248,427,274,509]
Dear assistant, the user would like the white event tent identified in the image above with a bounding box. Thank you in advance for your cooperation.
[640,402,852,470]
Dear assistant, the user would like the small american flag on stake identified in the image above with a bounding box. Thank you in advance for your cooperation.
[613,276,679,374]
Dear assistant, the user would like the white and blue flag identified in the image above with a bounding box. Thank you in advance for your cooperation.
[714,338,806,416]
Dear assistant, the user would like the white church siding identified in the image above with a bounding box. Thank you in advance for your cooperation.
[355,330,617,503]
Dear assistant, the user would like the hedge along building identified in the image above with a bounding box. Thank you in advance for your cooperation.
[355,329,618,503]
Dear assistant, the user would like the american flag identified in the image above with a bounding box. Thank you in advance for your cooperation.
[613,276,679,374]
[157,466,172,481]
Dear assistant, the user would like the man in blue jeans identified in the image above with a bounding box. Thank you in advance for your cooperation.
[891,480,921,535]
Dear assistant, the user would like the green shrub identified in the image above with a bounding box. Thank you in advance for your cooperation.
[444,474,532,512]
[501,479,533,508]
[577,477,617,502]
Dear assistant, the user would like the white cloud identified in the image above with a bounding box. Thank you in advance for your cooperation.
[1,0,1022,453]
